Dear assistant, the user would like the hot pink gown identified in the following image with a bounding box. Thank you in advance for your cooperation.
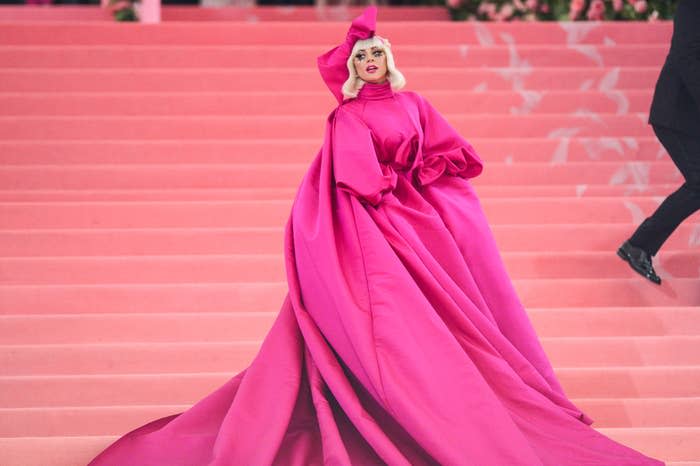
[88,7,665,466]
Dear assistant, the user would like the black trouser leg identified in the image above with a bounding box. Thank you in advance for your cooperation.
[628,125,700,256]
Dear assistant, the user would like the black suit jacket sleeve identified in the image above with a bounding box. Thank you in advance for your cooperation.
[673,1,700,113]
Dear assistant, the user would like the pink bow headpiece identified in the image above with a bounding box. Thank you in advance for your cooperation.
[317,6,378,104]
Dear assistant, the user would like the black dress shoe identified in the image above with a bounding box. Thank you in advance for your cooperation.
[616,240,661,285]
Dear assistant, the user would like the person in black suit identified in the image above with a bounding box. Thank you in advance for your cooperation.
[617,0,700,285]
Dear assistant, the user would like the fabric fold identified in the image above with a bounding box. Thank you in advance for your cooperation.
[332,107,398,206]
[414,94,483,186]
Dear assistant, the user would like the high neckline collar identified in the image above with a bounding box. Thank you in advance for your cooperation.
[357,80,394,100]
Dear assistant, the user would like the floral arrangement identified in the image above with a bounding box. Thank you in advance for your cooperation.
[108,0,138,21]
[568,0,676,20]
[446,0,678,21]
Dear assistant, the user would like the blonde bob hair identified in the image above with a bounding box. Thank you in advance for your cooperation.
[341,35,406,100]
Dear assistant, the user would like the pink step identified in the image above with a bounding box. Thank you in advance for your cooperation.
[0,342,261,375]
[504,251,698,279]
[0,188,300,202]
[531,307,700,337]
[0,184,687,202]
[0,312,277,344]
[0,251,697,284]
[0,68,662,92]
[1,397,696,438]
[0,90,655,116]
[0,405,188,437]
[541,337,700,367]
[0,282,289,314]
[0,114,658,140]
[3,199,695,229]
[0,45,667,69]
[515,279,700,308]
[0,280,698,315]
[594,428,700,462]
[560,367,700,398]
[0,227,286,256]
[2,367,698,407]
[0,162,682,189]
[0,436,115,466]
[0,433,693,466]
[1,307,698,345]
[0,224,695,256]
[0,373,238,407]
[0,22,671,46]
[574,398,700,428]
[475,184,684,198]
[0,138,666,165]
[2,337,699,376]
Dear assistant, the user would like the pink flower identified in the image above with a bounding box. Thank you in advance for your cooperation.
[513,0,527,12]
[648,9,659,21]
[570,0,584,13]
[634,0,647,13]
[586,0,605,20]
[446,0,461,8]
[612,0,623,11]
[497,3,515,20]
[539,3,550,13]
[569,0,584,19]
[478,1,497,16]
[526,0,538,10]
[478,1,499,20]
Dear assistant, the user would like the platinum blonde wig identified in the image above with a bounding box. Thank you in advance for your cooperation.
[341,35,406,100]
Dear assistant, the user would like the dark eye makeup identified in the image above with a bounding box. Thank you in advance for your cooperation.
[354,49,384,61]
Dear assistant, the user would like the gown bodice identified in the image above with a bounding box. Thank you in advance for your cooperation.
[330,80,483,206]
[343,81,421,168]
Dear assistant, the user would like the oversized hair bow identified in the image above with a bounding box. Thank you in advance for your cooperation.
[317,6,378,105]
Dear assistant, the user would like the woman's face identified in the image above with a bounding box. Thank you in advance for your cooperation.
[353,46,388,84]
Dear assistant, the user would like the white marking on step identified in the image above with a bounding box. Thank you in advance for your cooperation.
[548,127,581,165]
[690,225,700,247]
[581,137,624,160]
[559,22,600,45]
[473,23,495,46]
[610,162,650,195]
[579,79,594,91]
[598,67,620,91]
[622,137,639,151]
[510,90,543,115]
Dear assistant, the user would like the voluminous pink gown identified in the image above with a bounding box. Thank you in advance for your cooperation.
[88,7,665,465]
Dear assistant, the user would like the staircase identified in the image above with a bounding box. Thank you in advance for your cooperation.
[0,14,699,466]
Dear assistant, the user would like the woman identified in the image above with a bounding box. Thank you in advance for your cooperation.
[89,7,665,465]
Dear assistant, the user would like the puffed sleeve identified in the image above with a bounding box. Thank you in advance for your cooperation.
[416,94,484,186]
[332,107,397,207]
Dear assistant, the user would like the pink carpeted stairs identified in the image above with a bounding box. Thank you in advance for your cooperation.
[0,10,699,466]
